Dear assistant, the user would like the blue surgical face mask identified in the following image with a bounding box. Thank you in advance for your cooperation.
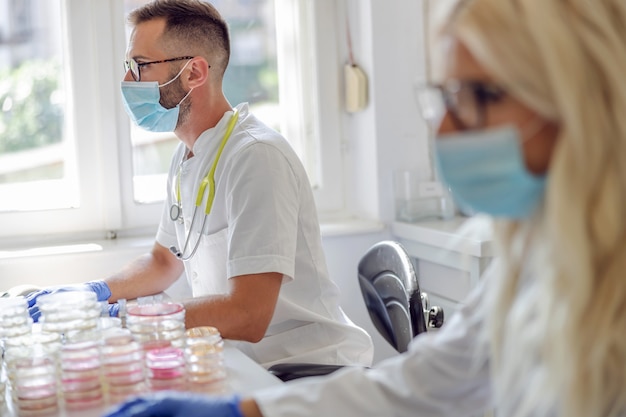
[434,125,547,219]
[120,60,193,132]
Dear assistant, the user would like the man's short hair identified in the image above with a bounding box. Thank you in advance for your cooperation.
[128,0,230,78]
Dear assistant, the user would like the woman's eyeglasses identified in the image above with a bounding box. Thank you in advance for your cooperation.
[124,56,194,82]
[416,80,507,130]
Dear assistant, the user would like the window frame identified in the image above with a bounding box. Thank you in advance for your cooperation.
[0,0,116,243]
[0,0,347,246]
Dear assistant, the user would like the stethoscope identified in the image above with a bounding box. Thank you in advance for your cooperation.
[168,110,239,261]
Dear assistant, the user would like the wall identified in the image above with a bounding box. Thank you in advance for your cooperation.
[340,0,431,222]
[330,0,433,363]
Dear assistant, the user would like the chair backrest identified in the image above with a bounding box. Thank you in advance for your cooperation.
[357,241,428,353]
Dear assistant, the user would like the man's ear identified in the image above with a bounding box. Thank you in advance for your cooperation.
[185,57,210,89]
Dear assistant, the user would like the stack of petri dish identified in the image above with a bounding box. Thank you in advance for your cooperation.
[144,346,186,392]
[0,377,5,409]
[36,291,101,338]
[101,328,146,405]
[97,316,122,332]
[4,330,62,361]
[3,330,63,409]
[184,326,228,393]
[10,355,59,416]
[3,326,62,355]
[59,338,104,410]
[0,297,33,341]
[125,302,186,348]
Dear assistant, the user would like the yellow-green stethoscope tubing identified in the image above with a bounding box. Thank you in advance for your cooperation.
[170,109,238,260]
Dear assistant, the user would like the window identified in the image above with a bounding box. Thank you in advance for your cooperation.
[0,0,75,211]
[0,0,343,244]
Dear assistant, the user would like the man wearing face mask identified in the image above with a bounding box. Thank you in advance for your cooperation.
[26,0,373,370]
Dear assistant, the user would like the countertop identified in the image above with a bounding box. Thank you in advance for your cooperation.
[391,215,494,258]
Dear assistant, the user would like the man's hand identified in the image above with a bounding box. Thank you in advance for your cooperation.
[26,280,111,322]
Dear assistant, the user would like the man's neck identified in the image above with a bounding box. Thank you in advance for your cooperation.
[175,97,233,151]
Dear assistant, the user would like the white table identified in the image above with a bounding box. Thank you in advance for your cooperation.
[222,342,283,393]
[3,342,282,417]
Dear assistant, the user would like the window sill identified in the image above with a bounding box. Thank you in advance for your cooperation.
[390,215,494,257]
[0,218,388,292]
[0,217,386,262]
[320,217,386,237]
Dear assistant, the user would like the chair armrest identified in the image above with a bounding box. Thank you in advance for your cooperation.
[267,363,349,382]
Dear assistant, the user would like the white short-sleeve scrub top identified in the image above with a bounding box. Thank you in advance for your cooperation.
[156,103,373,368]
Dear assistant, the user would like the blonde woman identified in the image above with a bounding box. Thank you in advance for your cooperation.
[105,0,626,416]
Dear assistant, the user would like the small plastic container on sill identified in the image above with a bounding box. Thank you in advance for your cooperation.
[393,170,456,223]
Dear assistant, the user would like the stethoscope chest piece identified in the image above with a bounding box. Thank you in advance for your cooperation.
[170,203,182,222]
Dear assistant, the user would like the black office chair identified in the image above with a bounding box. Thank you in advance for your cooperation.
[267,240,444,381]
[358,240,443,353]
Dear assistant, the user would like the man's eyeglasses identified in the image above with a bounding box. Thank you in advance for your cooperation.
[124,56,194,82]
[416,80,507,130]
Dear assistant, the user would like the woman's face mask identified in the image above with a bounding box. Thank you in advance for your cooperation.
[120,60,193,132]
[434,125,546,219]
[420,39,559,220]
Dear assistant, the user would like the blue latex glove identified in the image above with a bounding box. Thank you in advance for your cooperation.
[103,392,244,417]
[27,280,112,322]
[108,302,120,317]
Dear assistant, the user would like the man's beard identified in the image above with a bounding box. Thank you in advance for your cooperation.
[160,77,191,128]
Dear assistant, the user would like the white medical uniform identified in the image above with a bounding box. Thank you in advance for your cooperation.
[254,281,492,417]
[156,103,373,368]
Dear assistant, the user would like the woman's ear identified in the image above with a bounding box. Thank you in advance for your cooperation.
[185,57,210,89]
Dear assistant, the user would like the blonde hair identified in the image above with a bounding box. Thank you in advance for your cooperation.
[431,1,626,416]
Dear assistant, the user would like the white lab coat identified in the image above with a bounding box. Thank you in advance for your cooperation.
[156,103,373,368]
[254,281,492,417]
